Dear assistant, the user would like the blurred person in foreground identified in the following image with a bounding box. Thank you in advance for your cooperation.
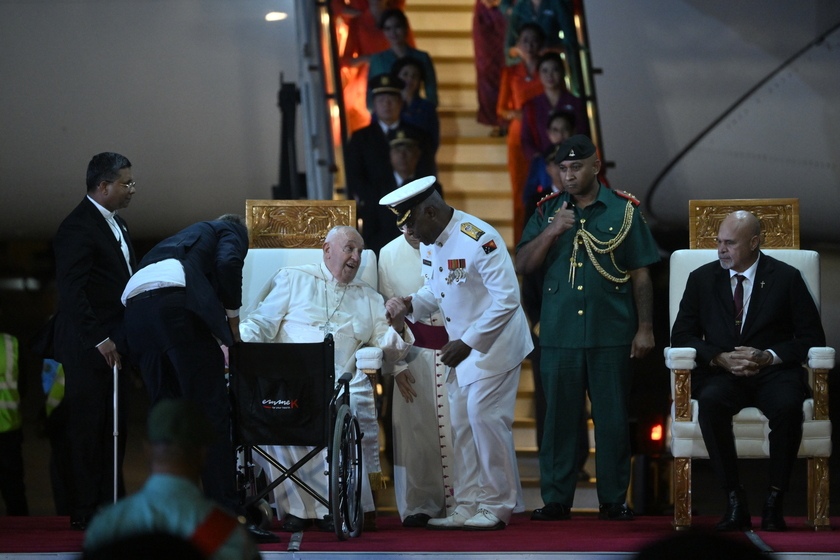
[84,398,261,560]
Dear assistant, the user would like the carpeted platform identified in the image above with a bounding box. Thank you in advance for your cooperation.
[0,514,836,556]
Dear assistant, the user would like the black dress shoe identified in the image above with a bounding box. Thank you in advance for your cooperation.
[70,517,90,531]
[246,522,281,543]
[761,488,787,532]
[598,503,634,520]
[70,511,93,531]
[280,514,312,532]
[531,502,572,521]
[716,487,752,531]
[314,514,334,533]
[403,513,431,527]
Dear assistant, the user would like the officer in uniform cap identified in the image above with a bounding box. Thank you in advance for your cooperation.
[345,75,435,254]
[516,134,660,522]
[380,177,533,531]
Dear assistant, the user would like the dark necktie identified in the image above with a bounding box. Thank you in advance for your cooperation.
[733,274,746,333]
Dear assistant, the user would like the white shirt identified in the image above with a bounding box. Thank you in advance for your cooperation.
[121,259,186,305]
[378,119,401,136]
[87,195,132,275]
[729,254,780,363]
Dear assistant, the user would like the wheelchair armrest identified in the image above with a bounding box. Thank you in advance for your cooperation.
[355,347,383,370]
[337,371,353,384]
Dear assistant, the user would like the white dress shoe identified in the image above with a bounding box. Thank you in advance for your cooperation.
[426,511,469,530]
[464,509,505,531]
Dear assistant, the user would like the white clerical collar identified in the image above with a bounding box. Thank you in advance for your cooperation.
[87,195,116,220]
[378,119,401,135]
[320,262,338,283]
[729,252,760,285]
[319,261,361,287]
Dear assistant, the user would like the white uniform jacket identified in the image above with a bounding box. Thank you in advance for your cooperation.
[410,210,533,386]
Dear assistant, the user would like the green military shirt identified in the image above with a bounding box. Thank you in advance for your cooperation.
[516,184,660,349]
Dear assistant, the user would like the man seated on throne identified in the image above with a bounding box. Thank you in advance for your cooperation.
[239,225,413,532]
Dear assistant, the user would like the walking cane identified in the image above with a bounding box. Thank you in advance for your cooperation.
[113,362,119,503]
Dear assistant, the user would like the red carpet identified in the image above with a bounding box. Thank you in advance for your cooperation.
[1,515,836,555]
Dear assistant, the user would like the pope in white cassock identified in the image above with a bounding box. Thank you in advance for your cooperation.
[378,229,454,528]
[239,226,413,532]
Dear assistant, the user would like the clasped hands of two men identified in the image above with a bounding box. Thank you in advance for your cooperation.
[384,295,471,403]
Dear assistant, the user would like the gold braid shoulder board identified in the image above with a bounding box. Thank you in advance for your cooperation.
[569,196,637,285]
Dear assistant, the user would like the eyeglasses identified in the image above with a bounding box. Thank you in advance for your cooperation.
[112,180,136,190]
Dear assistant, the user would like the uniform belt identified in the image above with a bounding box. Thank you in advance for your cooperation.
[127,287,185,305]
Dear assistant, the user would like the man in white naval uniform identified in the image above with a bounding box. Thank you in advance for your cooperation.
[378,229,454,528]
[381,177,533,531]
[239,226,413,532]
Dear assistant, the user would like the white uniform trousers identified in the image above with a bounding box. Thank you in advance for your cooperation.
[448,364,524,524]
[261,369,378,519]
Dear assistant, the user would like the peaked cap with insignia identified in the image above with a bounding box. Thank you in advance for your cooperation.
[369,73,405,96]
[379,176,437,227]
[389,127,419,148]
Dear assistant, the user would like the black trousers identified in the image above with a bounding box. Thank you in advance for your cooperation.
[62,354,128,517]
[694,366,808,493]
[125,289,237,512]
[0,428,29,515]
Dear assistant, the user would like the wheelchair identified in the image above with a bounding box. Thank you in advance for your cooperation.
[229,334,364,540]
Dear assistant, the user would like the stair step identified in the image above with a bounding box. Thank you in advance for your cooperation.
[436,61,477,86]
[438,170,510,193]
[439,81,478,90]
[412,36,474,59]
[438,88,478,110]
[437,142,506,166]
[405,3,474,12]
[414,30,472,39]
[404,8,472,31]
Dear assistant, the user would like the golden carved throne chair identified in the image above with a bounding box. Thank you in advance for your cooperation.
[666,199,833,530]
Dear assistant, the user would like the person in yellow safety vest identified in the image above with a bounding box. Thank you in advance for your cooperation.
[0,332,29,515]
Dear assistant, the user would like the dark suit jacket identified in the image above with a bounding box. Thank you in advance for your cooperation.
[344,120,434,253]
[137,220,248,347]
[54,197,136,365]
[671,252,826,380]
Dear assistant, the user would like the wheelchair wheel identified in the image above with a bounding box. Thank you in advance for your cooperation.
[330,404,363,540]
[247,499,274,531]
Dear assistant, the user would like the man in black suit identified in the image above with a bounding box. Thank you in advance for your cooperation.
[120,216,256,520]
[671,211,826,532]
[345,73,434,254]
[53,152,137,529]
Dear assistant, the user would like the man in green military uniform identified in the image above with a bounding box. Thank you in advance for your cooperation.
[516,135,659,521]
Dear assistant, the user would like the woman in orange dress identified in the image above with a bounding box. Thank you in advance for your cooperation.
[496,22,545,243]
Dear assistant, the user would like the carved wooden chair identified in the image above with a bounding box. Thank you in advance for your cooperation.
[666,199,833,530]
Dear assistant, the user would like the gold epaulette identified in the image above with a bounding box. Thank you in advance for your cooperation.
[536,191,562,217]
[614,190,641,206]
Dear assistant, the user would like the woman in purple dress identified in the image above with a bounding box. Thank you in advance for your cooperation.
[472,0,508,135]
